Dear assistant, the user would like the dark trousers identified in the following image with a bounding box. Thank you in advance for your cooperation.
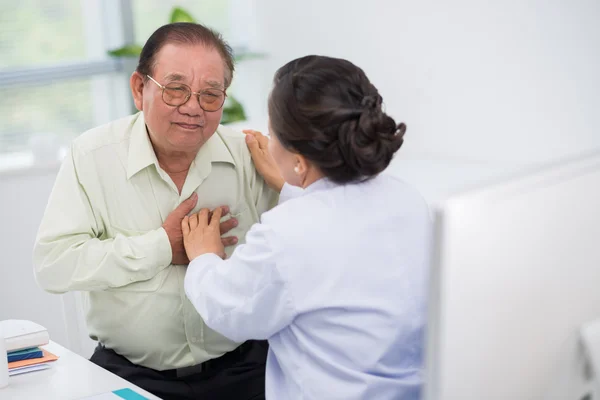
[90,341,268,400]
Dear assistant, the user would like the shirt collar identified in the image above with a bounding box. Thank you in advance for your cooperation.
[304,177,338,194]
[126,113,158,180]
[126,112,236,180]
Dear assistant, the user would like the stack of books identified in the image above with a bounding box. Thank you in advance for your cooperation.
[1,320,59,376]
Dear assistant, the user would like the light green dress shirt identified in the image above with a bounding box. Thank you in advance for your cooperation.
[33,112,278,370]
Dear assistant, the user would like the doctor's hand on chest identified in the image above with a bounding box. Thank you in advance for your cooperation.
[162,194,235,265]
[182,206,227,261]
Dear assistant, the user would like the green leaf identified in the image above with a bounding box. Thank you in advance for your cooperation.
[107,44,143,57]
[170,7,196,23]
[221,95,246,125]
[234,51,267,62]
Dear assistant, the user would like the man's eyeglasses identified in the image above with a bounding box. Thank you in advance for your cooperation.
[146,75,226,112]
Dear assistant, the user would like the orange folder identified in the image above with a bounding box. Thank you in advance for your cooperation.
[8,349,59,369]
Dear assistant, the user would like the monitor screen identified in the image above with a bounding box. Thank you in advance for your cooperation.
[424,151,600,400]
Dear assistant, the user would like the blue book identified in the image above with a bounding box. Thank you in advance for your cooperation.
[6,347,44,363]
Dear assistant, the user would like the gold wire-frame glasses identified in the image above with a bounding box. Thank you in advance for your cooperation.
[146,75,226,112]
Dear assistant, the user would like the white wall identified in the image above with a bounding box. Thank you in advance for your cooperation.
[0,167,98,357]
[253,0,600,167]
[0,168,72,347]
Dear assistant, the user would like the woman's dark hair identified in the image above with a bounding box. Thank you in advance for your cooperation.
[268,55,406,184]
[136,22,235,88]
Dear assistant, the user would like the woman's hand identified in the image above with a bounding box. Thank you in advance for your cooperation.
[243,129,285,193]
[182,208,226,261]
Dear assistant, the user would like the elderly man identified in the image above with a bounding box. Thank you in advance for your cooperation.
[33,22,277,400]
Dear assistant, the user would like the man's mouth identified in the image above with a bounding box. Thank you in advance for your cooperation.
[175,123,202,130]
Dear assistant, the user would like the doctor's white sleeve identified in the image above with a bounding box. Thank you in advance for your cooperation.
[184,222,296,342]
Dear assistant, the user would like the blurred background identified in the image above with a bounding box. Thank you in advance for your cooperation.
[0,0,599,356]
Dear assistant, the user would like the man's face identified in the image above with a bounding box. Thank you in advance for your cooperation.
[141,43,226,154]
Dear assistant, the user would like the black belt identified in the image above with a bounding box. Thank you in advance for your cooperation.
[166,341,251,379]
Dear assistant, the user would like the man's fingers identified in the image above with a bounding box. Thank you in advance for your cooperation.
[176,192,198,217]
[198,208,209,227]
[219,217,238,235]
[181,216,190,236]
[210,207,222,228]
[221,236,238,247]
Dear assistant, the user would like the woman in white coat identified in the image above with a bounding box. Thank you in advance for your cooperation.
[181,55,432,400]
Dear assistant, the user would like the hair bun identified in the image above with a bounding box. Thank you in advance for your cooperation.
[267,55,407,184]
[360,94,382,109]
[336,106,405,181]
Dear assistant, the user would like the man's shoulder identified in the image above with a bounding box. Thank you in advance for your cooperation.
[71,113,138,157]
[215,124,252,166]
[216,124,247,148]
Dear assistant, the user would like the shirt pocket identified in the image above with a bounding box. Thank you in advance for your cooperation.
[106,224,170,293]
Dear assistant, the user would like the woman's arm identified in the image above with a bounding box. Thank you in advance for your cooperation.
[182,209,296,342]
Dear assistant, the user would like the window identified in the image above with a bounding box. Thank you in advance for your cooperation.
[132,0,232,43]
[0,0,130,166]
[0,0,250,170]
[0,74,131,160]
[0,0,89,69]
[0,78,95,154]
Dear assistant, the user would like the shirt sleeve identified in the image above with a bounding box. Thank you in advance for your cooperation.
[33,146,173,294]
[184,222,296,342]
[278,183,304,204]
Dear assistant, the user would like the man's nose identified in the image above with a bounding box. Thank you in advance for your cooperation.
[178,94,204,116]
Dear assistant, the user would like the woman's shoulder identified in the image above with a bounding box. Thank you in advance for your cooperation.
[260,192,324,226]
[260,174,430,234]
[257,191,331,248]
[332,173,430,219]
[372,173,430,210]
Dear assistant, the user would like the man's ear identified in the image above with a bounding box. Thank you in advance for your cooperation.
[130,72,144,111]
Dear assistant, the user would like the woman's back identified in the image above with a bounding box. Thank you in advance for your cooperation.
[262,173,432,399]
[182,55,432,400]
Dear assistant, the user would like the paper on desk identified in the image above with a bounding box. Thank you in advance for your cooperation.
[8,363,50,376]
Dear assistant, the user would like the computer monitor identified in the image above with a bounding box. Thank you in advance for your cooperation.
[424,151,600,400]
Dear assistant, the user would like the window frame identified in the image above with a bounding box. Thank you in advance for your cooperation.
[0,0,135,174]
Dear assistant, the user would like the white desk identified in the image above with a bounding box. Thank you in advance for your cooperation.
[1,341,160,400]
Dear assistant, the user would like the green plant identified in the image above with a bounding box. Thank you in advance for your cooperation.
[108,6,264,124]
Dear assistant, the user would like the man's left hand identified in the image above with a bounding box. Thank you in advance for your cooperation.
[217,206,238,247]
[182,207,226,261]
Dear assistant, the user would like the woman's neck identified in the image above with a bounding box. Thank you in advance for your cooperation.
[301,168,326,189]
